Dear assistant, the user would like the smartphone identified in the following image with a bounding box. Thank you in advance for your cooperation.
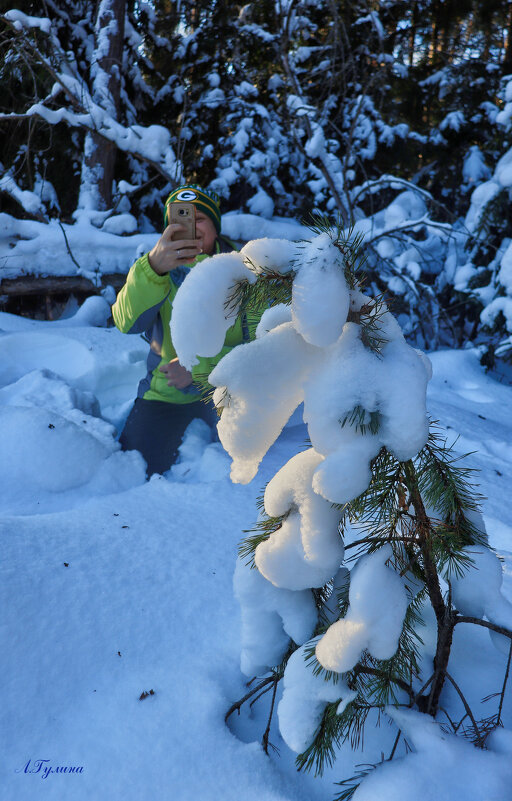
[169,202,196,239]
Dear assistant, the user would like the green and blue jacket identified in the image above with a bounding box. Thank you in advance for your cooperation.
[112,238,258,404]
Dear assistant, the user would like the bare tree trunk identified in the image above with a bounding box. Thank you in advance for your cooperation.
[78,0,126,212]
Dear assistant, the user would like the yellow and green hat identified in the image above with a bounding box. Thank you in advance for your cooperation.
[164,184,221,233]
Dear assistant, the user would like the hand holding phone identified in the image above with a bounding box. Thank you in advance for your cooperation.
[148,203,202,275]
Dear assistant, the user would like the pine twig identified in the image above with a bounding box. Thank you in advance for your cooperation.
[58,221,82,273]
[439,705,459,733]
[445,672,484,748]
[262,674,280,755]
[388,729,402,760]
[455,616,512,640]
[250,683,274,708]
[225,676,275,722]
[497,639,512,726]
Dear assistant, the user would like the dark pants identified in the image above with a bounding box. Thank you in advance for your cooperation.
[119,397,217,477]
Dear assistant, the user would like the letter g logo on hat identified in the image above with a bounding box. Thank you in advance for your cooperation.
[176,190,198,201]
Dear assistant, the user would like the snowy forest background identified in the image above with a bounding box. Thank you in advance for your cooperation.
[2,3,512,801]
[1,0,512,366]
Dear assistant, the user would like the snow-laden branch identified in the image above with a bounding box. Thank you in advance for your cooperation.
[1,12,181,185]
[351,175,434,206]
[0,168,46,218]
[4,9,51,33]
[0,81,180,184]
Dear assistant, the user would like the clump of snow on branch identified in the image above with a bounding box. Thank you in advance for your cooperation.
[277,643,350,753]
[316,546,408,673]
[291,234,350,347]
[240,237,298,274]
[4,9,51,33]
[255,304,292,338]
[170,252,255,370]
[255,449,344,591]
[173,234,430,493]
[303,294,431,505]
[449,547,512,652]
[209,322,318,484]
[233,558,317,677]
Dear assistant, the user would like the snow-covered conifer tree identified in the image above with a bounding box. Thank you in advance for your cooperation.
[455,75,512,368]
[171,223,512,797]
[0,2,181,228]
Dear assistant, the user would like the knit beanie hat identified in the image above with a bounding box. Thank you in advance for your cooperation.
[164,184,221,233]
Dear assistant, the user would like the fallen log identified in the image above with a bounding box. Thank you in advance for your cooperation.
[0,273,127,297]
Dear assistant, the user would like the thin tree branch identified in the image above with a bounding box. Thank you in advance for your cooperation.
[262,674,279,755]
[455,616,512,640]
[225,676,275,722]
[445,671,484,748]
[388,729,402,760]
[58,221,82,272]
[498,639,512,725]
[250,683,274,708]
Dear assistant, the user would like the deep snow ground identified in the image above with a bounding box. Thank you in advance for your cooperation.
[1,304,512,800]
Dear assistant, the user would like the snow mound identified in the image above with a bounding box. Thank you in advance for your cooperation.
[0,406,145,514]
[169,418,231,483]
[0,332,95,388]
[352,708,512,801]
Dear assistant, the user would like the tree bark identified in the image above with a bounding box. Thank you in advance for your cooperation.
[402,459,454,716]
[78,0,126,211]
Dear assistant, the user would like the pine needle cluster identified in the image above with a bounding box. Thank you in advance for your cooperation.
[238,489,290,568]
[224,264,294,320]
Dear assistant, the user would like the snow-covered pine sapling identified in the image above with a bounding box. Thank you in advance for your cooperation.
[170,220,512,794]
